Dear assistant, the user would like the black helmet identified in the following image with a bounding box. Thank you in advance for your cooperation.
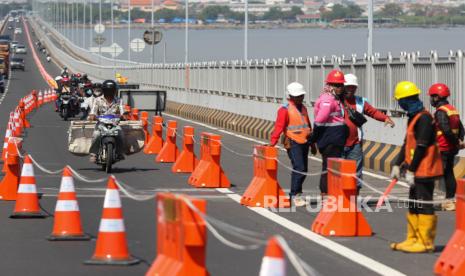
[93,82,102,89]
[102,80,118,95]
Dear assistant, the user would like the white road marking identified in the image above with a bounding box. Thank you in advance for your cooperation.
[217,188,406,276]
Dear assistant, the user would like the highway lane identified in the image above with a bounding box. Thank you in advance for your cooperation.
[0,18,455,276]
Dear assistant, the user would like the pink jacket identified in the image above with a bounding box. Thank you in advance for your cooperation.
[314,92,345,126]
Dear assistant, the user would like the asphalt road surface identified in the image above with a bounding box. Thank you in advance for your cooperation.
[0,18,456,276]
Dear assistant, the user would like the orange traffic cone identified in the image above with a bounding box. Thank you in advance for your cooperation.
[0,137,22,201]
[140,111,149,144]
[48,167,90,241]
[144,116,164,155]
[259,237,286,276]
[10,155,47,218]
[131,108,139,120]
[2,126,12,161]
[84,176,140,265]
[155,120,179,163]
[172,126,198,173]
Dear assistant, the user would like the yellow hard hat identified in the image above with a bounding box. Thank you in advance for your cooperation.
[115,73,121,78]
[394,81,421,100]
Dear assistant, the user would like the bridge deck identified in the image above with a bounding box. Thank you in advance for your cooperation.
[0,19,455,276]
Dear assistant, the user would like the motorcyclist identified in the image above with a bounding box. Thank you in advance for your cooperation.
[61,67,69,78]
[88,80,127,163]
[54,76,63,112]
[80,87,94,120]
[46,55,51,62]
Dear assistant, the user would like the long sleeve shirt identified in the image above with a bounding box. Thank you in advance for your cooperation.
[270,102,310,146]
[343,97,389,146]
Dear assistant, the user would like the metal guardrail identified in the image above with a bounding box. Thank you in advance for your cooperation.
[32,16,465,119]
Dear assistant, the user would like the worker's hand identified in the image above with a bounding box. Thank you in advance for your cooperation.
[268,142,276,147]
[390,165,401,180]
[405,170,415,186]
[88,115,96,121]
[460,140,465,150]
[310,143,318,155]
[384,117,395,128]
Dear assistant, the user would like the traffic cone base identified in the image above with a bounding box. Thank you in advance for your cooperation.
[84,257,140,266]
[10,212,46,219]
[48,234,91,241]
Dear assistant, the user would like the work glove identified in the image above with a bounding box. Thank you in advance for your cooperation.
[390,165,400,180]
[405,170,415,186]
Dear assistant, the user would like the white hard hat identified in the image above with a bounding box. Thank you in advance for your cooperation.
[55,76,63,81]
[287,82,306,97]
[344,74,358,87]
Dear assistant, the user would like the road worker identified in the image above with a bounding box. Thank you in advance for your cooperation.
[390,81,443,253]
[311,69,348,197]
[270,82,316,207]
[428,83,465,211]
[342,74,395,192]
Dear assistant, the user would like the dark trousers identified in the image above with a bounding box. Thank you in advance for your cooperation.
[319,144,344,194]
[287,140,310,196]
[409,178,435,215]
[441,151,457,199]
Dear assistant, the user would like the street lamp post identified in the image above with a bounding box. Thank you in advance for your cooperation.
[368,0,373,57]
[244,0,248,61]
[128,0,131,61]
[185,0,188,64]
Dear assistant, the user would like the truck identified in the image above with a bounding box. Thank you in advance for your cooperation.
[0,40,10,79]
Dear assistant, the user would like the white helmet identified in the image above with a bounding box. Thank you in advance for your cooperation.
[55,76,63,81]
[287,82,306,97]
[344,73,358,87]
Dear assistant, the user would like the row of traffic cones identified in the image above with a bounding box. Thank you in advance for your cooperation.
[6,155,139,265]
[0,89,138,266]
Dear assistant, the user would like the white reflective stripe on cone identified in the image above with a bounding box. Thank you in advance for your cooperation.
[18,184,37,193]
[99,218,125,232]
[104,189,122,208]
[55,200,79,212]
[21,164,34,177]
[259,257,285,276]
[60,177,75,192]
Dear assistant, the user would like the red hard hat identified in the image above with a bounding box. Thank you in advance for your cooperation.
[428,83,450,98]
[326,69,345,84]
[62,77,70,82]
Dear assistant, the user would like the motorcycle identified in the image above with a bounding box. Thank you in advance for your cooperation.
[95,115,122,173]
[59,91,79,121]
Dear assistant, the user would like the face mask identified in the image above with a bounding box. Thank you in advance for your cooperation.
[398,98,424,115]
[93,91,102,97]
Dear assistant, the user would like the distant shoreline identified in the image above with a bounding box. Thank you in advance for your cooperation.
[65,23,465,30]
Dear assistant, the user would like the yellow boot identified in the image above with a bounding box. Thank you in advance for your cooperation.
[390,213,418,251]
[400,214,437,253]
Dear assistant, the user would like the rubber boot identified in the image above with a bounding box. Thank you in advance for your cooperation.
[390,213,418,251]
[399,214,437,253]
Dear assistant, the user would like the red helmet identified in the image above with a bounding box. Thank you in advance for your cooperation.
[326,69,345,84]
[428,83,450,98]
[75,73,82,78]
[62,77,70,83]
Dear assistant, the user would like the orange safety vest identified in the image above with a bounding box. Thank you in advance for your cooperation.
[285,103,311,144]
[405,111,443,178]
[435,104,461,152]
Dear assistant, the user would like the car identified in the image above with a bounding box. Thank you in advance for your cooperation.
[10,41,19,49]
[8,18,13,22]
[7,26,12,30]
[14,28,22,34]
[10,57,25,71]
[14,45,26,54]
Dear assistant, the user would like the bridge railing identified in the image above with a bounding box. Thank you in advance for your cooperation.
[31,16,465,118]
